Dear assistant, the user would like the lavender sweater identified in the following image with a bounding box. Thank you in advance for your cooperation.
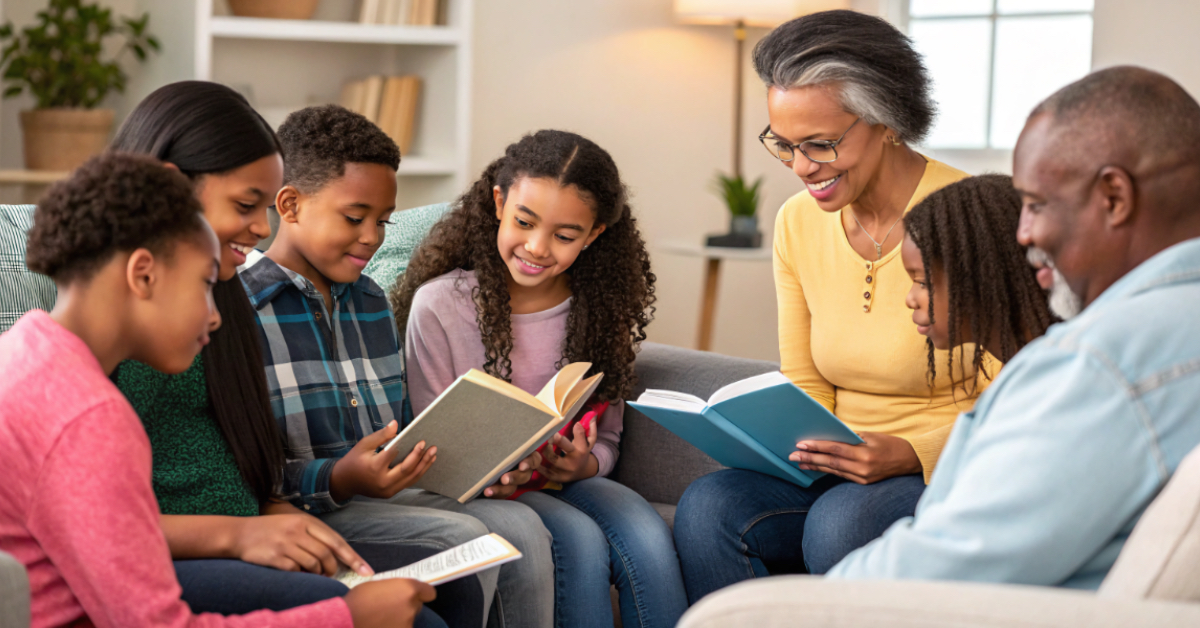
[405,269,624,477]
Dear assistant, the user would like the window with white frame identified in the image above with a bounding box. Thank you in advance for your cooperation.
[908,0,1094,150]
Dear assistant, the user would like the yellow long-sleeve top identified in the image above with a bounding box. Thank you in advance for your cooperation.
[774,158,995,483]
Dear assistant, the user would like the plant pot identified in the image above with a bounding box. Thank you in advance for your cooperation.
[20,108,115,172]
[227,0,320,19]
[731,215,758,236]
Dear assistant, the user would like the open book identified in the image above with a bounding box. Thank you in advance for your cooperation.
[335,533,520,588]
[628,371,862,487]
[384,362,603,502]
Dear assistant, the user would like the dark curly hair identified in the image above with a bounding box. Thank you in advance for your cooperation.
[392,130,656,403]
[753,10,935,145]
[277,104,401,193]
[904,174,1058,394]
[28,152,206,283]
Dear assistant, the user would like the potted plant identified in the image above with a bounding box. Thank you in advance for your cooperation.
[0,0,159,171]
[706,172,764,248]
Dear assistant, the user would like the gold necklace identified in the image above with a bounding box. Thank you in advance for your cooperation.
[851,211,905,260]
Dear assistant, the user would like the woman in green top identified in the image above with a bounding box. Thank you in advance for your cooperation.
[108,82,456,626]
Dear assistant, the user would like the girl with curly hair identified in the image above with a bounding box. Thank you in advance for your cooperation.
[392,130,687,628]
[900,174,1058,385]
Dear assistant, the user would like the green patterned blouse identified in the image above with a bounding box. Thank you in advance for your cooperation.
[115,356,259,517]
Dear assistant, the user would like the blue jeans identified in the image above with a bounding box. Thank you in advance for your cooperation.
[518,477,688,628]
[673,469,926,603]
[173,559,447,628]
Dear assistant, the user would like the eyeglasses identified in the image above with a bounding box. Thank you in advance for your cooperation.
[759,118,862,164]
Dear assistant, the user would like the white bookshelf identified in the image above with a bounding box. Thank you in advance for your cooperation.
[144,0,473,210]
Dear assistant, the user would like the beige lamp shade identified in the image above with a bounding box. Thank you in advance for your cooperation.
[674,0,851,26]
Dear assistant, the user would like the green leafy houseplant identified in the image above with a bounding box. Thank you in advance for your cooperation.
[713,172,763,218]
[0,0,159,108]
[0,0,159,170]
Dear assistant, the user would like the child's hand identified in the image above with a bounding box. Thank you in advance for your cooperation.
[232,512,373,577]
[330,421,437,501]
[345,578,437,628]
[537,422,599,483]
[482,451,541,499]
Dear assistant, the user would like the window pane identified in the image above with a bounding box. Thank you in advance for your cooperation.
[997,0,1093,14]
[910,0,993,17]
[910,18,993,149]
[990,15,1093,148]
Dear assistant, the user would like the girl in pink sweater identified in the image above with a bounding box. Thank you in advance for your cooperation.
[391,130,687,628]
[0,153,433,628]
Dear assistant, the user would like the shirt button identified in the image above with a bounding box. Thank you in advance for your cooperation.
[303,504,311,511]
[315,312,322,321]
[862,304,870,312]
[865,276,873,284]
[865,262,872,270]
[350,398,359,407]
[864,291,871,299]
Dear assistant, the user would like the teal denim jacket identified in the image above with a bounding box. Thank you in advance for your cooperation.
[829,237,1200,590]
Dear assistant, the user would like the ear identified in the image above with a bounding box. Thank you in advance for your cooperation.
[1097,165,1137,228]
[276,185,302,224]
[584,223,607,248]
[494,185,505,221]
[126,248,158,300]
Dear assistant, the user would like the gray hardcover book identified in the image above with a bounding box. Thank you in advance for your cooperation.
[385,363,603,502]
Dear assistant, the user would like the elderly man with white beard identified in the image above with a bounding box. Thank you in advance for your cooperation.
[680,67,1200,618]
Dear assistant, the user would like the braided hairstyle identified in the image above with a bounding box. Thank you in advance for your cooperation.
[904,174,1057,393]
[392,130,656,403]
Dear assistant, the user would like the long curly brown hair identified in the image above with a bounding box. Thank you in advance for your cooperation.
[904,174,1058,395]
[391,130,656,403]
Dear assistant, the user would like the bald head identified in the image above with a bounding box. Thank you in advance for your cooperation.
[1030,66,1200,182]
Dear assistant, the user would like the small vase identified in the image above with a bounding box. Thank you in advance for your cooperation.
[731,215,758,236]
[20,108,115,171]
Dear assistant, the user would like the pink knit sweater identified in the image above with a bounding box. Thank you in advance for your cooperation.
[0,311,351,628]
[405,270,624,477]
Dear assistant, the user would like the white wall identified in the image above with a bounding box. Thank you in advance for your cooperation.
[1092,0,1200,97]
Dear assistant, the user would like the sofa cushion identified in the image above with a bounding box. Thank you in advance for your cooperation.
[363,202,452,295]
[1099,443,1200,602]
[615,342,779,505]
[0,205,55,333]
[0,550,29,628]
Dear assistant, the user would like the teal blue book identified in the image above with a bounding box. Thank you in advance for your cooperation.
[628,372,863,487]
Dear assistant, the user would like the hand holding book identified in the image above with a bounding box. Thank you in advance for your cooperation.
[331,420,437,502]
[790,431,922,485]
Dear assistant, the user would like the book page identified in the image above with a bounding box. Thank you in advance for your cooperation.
[560,373,603,422]
[708,371,791,406]
[534,362,591,415]
[335,533,521,588]
[633,389,707,412]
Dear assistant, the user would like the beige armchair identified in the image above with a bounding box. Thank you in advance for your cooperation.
[679,444,1200,627]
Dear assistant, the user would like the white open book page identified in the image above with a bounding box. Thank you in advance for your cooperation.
[335,533,521,588]
[707,371,790,405]
[632,389,708,412]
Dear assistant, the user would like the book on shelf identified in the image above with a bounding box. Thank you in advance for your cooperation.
[358,0,444,25]
[383,362,603,503]
[335,533,521,588]
[628,371,863,488]
[338,75,422,154]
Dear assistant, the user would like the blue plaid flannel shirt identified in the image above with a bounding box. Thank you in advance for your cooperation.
[240,254,412,513]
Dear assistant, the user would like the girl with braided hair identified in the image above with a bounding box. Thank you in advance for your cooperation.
[393,129,687,628]
[901,174,1058,389]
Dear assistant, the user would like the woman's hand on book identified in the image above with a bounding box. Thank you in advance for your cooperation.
[232,511,374,577]
[483,451,541,499]
[789,432,922,484]
[538,422,600,483]
[345,578,436,628]
[330,421,438,501]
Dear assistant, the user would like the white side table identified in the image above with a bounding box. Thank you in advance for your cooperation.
[659,240,772,352]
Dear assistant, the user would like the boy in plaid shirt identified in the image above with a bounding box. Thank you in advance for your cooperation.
[240,105,553,628]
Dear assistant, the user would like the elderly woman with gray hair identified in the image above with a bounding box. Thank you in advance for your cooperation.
[673,10,996,602]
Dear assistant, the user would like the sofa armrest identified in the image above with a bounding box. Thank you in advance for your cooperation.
[0,550,29,628]
[613,342,779,506]
[678,576,1200,628]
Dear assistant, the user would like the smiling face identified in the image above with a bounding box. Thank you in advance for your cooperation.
[901,234,953,350]
[493,177,606,295]
[193,153,283,280]
[132,225,223,374]
[765,85,890,211]
[277,162,398,289]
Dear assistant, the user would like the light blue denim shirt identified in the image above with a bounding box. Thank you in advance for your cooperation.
[829,237,1200,590]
